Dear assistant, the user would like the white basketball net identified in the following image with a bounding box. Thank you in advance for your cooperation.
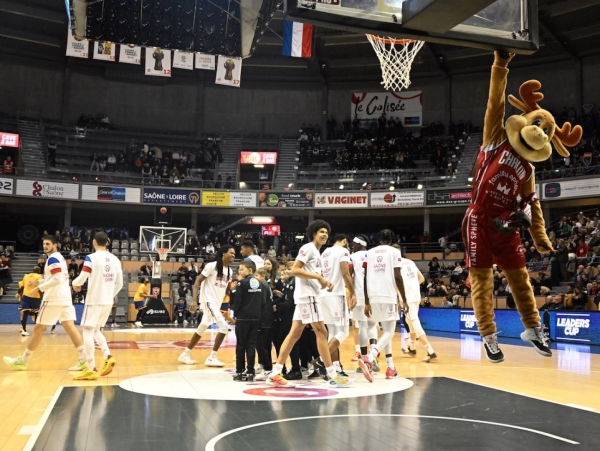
[156,248,169,261]
[367,35,425,91]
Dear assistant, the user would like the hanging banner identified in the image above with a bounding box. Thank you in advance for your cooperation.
[543,179,600,200]
[93,41,116,61]
[145,48,172,77]
[119,45,141,65]
[173,50,194,70]
[215,56,242,87]
[370,191,424,208]
[314,192,369,208]
[65,28,89,58]
[0,132,19,147]
[240,152,278,165]
[202,191,256,207]
[142,188,200,205]
[351,91,423,127]
[195,53,216,70]
[258,191,313,208]
[16,180,79,199]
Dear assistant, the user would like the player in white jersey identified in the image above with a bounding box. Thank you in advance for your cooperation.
[4,235,86,371]
[350,235,382,374]
[178,245,236,367]
[311,234,356,378]
[241,240,264,269]
[400,257,438,362]
[71,232,124,380]
[267,220,352,388]
[358,229,407,382]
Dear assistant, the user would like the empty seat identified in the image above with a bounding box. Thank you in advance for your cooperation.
[130,242,138,249]
[178,257,186,263]
[112,249,120,256]
[121,249,129,256]
[169,257,176,262]
[121,256,129,261]
[121,241,129,249]
[140,256,148,262]
[130,249,139,256]
[130,256,139,261]
[112,240,120,249]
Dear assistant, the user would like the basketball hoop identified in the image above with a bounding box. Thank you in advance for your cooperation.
[156,248,169,262]
[366,35,425,91]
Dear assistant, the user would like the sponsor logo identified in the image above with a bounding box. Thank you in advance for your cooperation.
[316,195,367,206]
[460,313,478,329]
[98,186,126,201]
[556,317,590,336]
[243,387,339,398]
[544,182,561,198]
[383,193,396,203]
[146,309,166,315]
[250,278,260,289]
[0,133,19,147]
[496,182,511,195]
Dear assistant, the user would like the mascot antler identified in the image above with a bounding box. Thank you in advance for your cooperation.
[508,80,582,157]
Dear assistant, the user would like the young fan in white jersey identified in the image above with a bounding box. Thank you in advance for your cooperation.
[4,235,86,371]
[267,220,352,388]
[71,232,124,380]
[178,245,236,367]
[358,229,407,382]
[315,234,356,377]
[240,240,265,269]
[400,257,438,362]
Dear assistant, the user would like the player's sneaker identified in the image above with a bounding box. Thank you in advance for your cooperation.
[351,352,361,361]
[402,347,417,356]
[100,356,116,376]
[521,327,552,357]
[329,372,353,387]
[110,323,120,328]
[311,357,328,380]
[385,367,399,379]
[357,357,374,383]
[134,321,143,328]
[254,370,271,381]
[483,333,505,363]
[372,357,381,372]
[183,320,188,325]
[286,371,303,380]
[51,329,56,334]
[422,352,438,363]
[267,373,296,388]
[20,330,29,336]
[204,356,225,367]
[73,369,99,380]
[3,356,27,370]
[178,352,196,365]
[68,359,88,371]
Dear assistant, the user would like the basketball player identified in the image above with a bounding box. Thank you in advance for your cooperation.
[18,266,43,336]
[267,220,352,388]
[240,240,264,269]
[4,235,86,371]
[178,245,236,366]
[358,229,407,382]
[400,257,438,362]
[133,278,156,328]
[315,234,356,377]
[71,232,123,380]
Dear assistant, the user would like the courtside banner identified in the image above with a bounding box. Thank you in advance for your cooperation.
[543,179,600,200]
[426,188,472,206]
[81,185,140,203]
[258,191,313,208]
[370,191,424,208]
[202,191,256,207]
[0,177,14,195]
[142,188,200,205]
[315,192,369,208]
[351,91,422,127]
[16,180,78,199]
[553,312,599,343]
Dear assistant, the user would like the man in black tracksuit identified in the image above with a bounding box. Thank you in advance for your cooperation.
[231,261,266,380]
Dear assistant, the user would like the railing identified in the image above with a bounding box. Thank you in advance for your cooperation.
[536,164,600,181]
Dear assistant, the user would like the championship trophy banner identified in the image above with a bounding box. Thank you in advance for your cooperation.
[145,48,172,77]
[173,50,194,70]
[65,28,89,58]
[196,53,216,70]
[215,56,242,87]
[93,41,116,61]
[119,45,141,65]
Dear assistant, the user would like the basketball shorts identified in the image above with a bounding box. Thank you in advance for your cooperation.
[462,207,526,270]
[201,301,227,328]
[321,295,349,327]
[370,303,399,322]
[134,300,146,310]
[293,297,324,325]
[36,302,77,326]
[81,304,113,328]
[20,295,41,312]
[353,300,368,322]
[406,302,420,322]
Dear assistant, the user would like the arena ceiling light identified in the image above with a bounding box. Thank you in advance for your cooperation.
[250,217,275,224]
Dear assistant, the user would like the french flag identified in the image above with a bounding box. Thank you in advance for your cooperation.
[282,20,313,58]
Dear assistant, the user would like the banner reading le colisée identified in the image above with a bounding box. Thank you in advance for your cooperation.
[351,91,422,127]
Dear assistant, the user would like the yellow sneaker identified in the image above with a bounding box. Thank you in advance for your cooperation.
[73,369,99,380]
[100,356,116,376]
[3,356,27,370]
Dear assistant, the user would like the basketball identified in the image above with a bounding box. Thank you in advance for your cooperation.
[160,207,167,214]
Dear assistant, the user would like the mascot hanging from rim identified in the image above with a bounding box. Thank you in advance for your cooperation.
[462,51,582,363]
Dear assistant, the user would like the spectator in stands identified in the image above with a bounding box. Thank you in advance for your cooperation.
[142,163,153,184]
[267,246,276,258]
[47,141,57,167]
[3,156,14,175]
[68,258,79,274]
[576,238,589,263]
[440,296,454,308]
[224,174,232,189]
[106,153,117,172]
[571,285,588,310]
[89,152,100,171]
[428,257,441,278]
[0,254,13,287]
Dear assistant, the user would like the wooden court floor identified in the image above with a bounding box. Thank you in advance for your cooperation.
[0,324,599,451]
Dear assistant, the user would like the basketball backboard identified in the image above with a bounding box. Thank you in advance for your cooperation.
[139,226,187,257]
[286,0,538,54]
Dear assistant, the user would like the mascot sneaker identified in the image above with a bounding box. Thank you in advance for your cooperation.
[520,327,552,357]
[483,333,505,363]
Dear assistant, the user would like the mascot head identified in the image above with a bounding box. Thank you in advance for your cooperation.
[506,81,582,163]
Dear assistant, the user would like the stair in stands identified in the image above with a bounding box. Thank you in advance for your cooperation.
[218,135,241,187]
[274,138,300,189]
[18,118,47,179]
[8,254,41,289]
[447,132,482,186]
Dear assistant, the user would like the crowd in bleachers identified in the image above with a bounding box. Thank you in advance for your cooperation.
[0,245,15,299]
[76,113,112,130]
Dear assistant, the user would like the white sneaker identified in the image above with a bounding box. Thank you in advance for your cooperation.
[68,358,88,371]
[183,320,188,325]
[134,321,143,328]
[204,356,225,367]
[178,352,196,365]
[51,329,56,334]
[254,370,271,381]
[20,330,29,336]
